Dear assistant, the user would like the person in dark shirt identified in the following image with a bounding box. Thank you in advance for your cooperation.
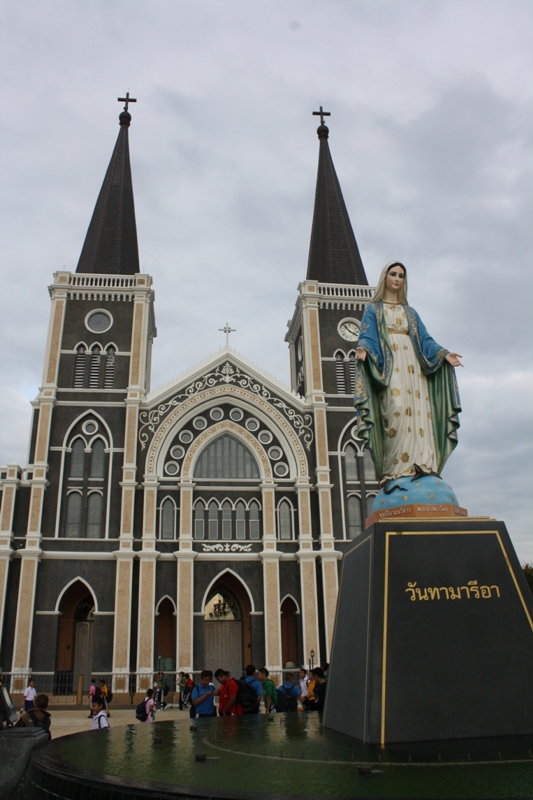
[304,667,327,711]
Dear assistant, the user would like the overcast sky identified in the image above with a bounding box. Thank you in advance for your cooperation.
[1,1,532,559]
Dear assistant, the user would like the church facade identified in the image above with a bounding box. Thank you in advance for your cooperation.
[0,106,377,697]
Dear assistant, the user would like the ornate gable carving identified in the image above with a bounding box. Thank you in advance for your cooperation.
[139,361,314,474]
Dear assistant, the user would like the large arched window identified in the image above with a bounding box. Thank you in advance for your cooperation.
[60,419,110,538]
[194,435,260,480]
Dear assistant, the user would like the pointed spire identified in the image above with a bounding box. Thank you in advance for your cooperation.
[306,117,368,285]
[76,105,140,275]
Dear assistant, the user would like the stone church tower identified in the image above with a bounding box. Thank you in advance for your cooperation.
[0,105,376,699]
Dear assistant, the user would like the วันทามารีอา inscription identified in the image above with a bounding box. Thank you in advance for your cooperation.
[405,580,501,601]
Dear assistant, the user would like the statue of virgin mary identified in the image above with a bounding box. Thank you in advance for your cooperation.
[354,261,462,482]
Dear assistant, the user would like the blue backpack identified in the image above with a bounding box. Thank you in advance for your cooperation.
[276,685,298,712]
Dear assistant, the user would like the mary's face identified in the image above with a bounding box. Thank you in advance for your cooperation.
[385,265,405,294]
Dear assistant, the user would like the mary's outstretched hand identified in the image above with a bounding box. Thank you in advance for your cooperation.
[445,352,463,368]
[356,347,367,362]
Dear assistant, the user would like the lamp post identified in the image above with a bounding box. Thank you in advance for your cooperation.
[310,649,315,671]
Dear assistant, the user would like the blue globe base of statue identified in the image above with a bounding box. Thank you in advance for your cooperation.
[371,474,461,514]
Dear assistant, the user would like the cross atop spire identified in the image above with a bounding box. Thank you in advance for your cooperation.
[118,92,137,112]
[306,110,368,285]
[312,106,331,126]
[219,323,236,347]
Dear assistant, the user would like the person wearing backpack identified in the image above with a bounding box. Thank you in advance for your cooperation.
[276,672,300,713]
[16,693,52,738]
[92,697,110,730]
[258,668,278,713]
[242,665,262,714]
[191,671,217,718]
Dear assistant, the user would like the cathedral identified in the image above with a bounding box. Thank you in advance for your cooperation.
[0,102,377,699]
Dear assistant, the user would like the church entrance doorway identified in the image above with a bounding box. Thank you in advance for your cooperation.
[203,575,251,678]
[155,598,176,677]
[56,581,95,694]
[280,597,298,668]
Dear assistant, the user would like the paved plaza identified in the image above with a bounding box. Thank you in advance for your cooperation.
[44,705,190,738]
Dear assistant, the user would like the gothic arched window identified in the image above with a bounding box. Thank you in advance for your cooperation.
[222,500,232,540]
[160,498,176,540]
[249,501,261,540]
[194,502,205,539]
[235,501,246,540]
[90,439,105,478]
[347,495,362,540]
[345,444,359,482]
[65,492,82,538]
[278,499,294,541]
[208,501,219,539]
[86,492,103,538]
[70,440,86,479]
[61,419,110,538]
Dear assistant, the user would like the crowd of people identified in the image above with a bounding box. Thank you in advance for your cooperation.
[136,664,329,722]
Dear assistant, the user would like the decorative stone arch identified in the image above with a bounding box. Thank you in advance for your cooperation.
[201,568,256,676]
[155,594,177,615]
[280,593,301,614]
[201,568,256,615]
[62,409,114,449]
[144,385,309,479]
[55,576,99,613]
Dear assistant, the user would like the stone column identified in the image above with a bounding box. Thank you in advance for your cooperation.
[112,276,154,688]
[136,477,159,689]
[296,481,320,666]
[175,479,195,671]
[261,482,282,670]
[0,466,20,649]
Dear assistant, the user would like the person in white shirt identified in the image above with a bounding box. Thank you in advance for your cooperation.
[24,679,37,711]
[91,698,110,730]
[298,669,309,711]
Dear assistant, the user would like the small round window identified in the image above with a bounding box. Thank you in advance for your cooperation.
[210,408,224,421]
[179,430,193,444]
[193,416,207,430]
[245,418,260,432]
[268,446,283,461]
[229,408,244,422]
[165,462,180,476]
[258,430,273,445]
[82,420,98,435]
[170,445,185,460]
[274,462,289,477]
[86,310,113,334]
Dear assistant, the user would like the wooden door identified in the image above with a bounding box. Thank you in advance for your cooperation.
[204,620,242,677]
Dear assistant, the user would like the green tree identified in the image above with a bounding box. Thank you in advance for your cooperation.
[523,564,533,594]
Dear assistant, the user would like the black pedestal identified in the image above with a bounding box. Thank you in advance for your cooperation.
[323,519,533,744]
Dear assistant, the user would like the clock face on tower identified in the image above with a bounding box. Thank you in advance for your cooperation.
[338,318,360,341]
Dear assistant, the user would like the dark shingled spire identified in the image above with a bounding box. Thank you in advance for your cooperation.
[306,123,367,285]
[76,109,139,275]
